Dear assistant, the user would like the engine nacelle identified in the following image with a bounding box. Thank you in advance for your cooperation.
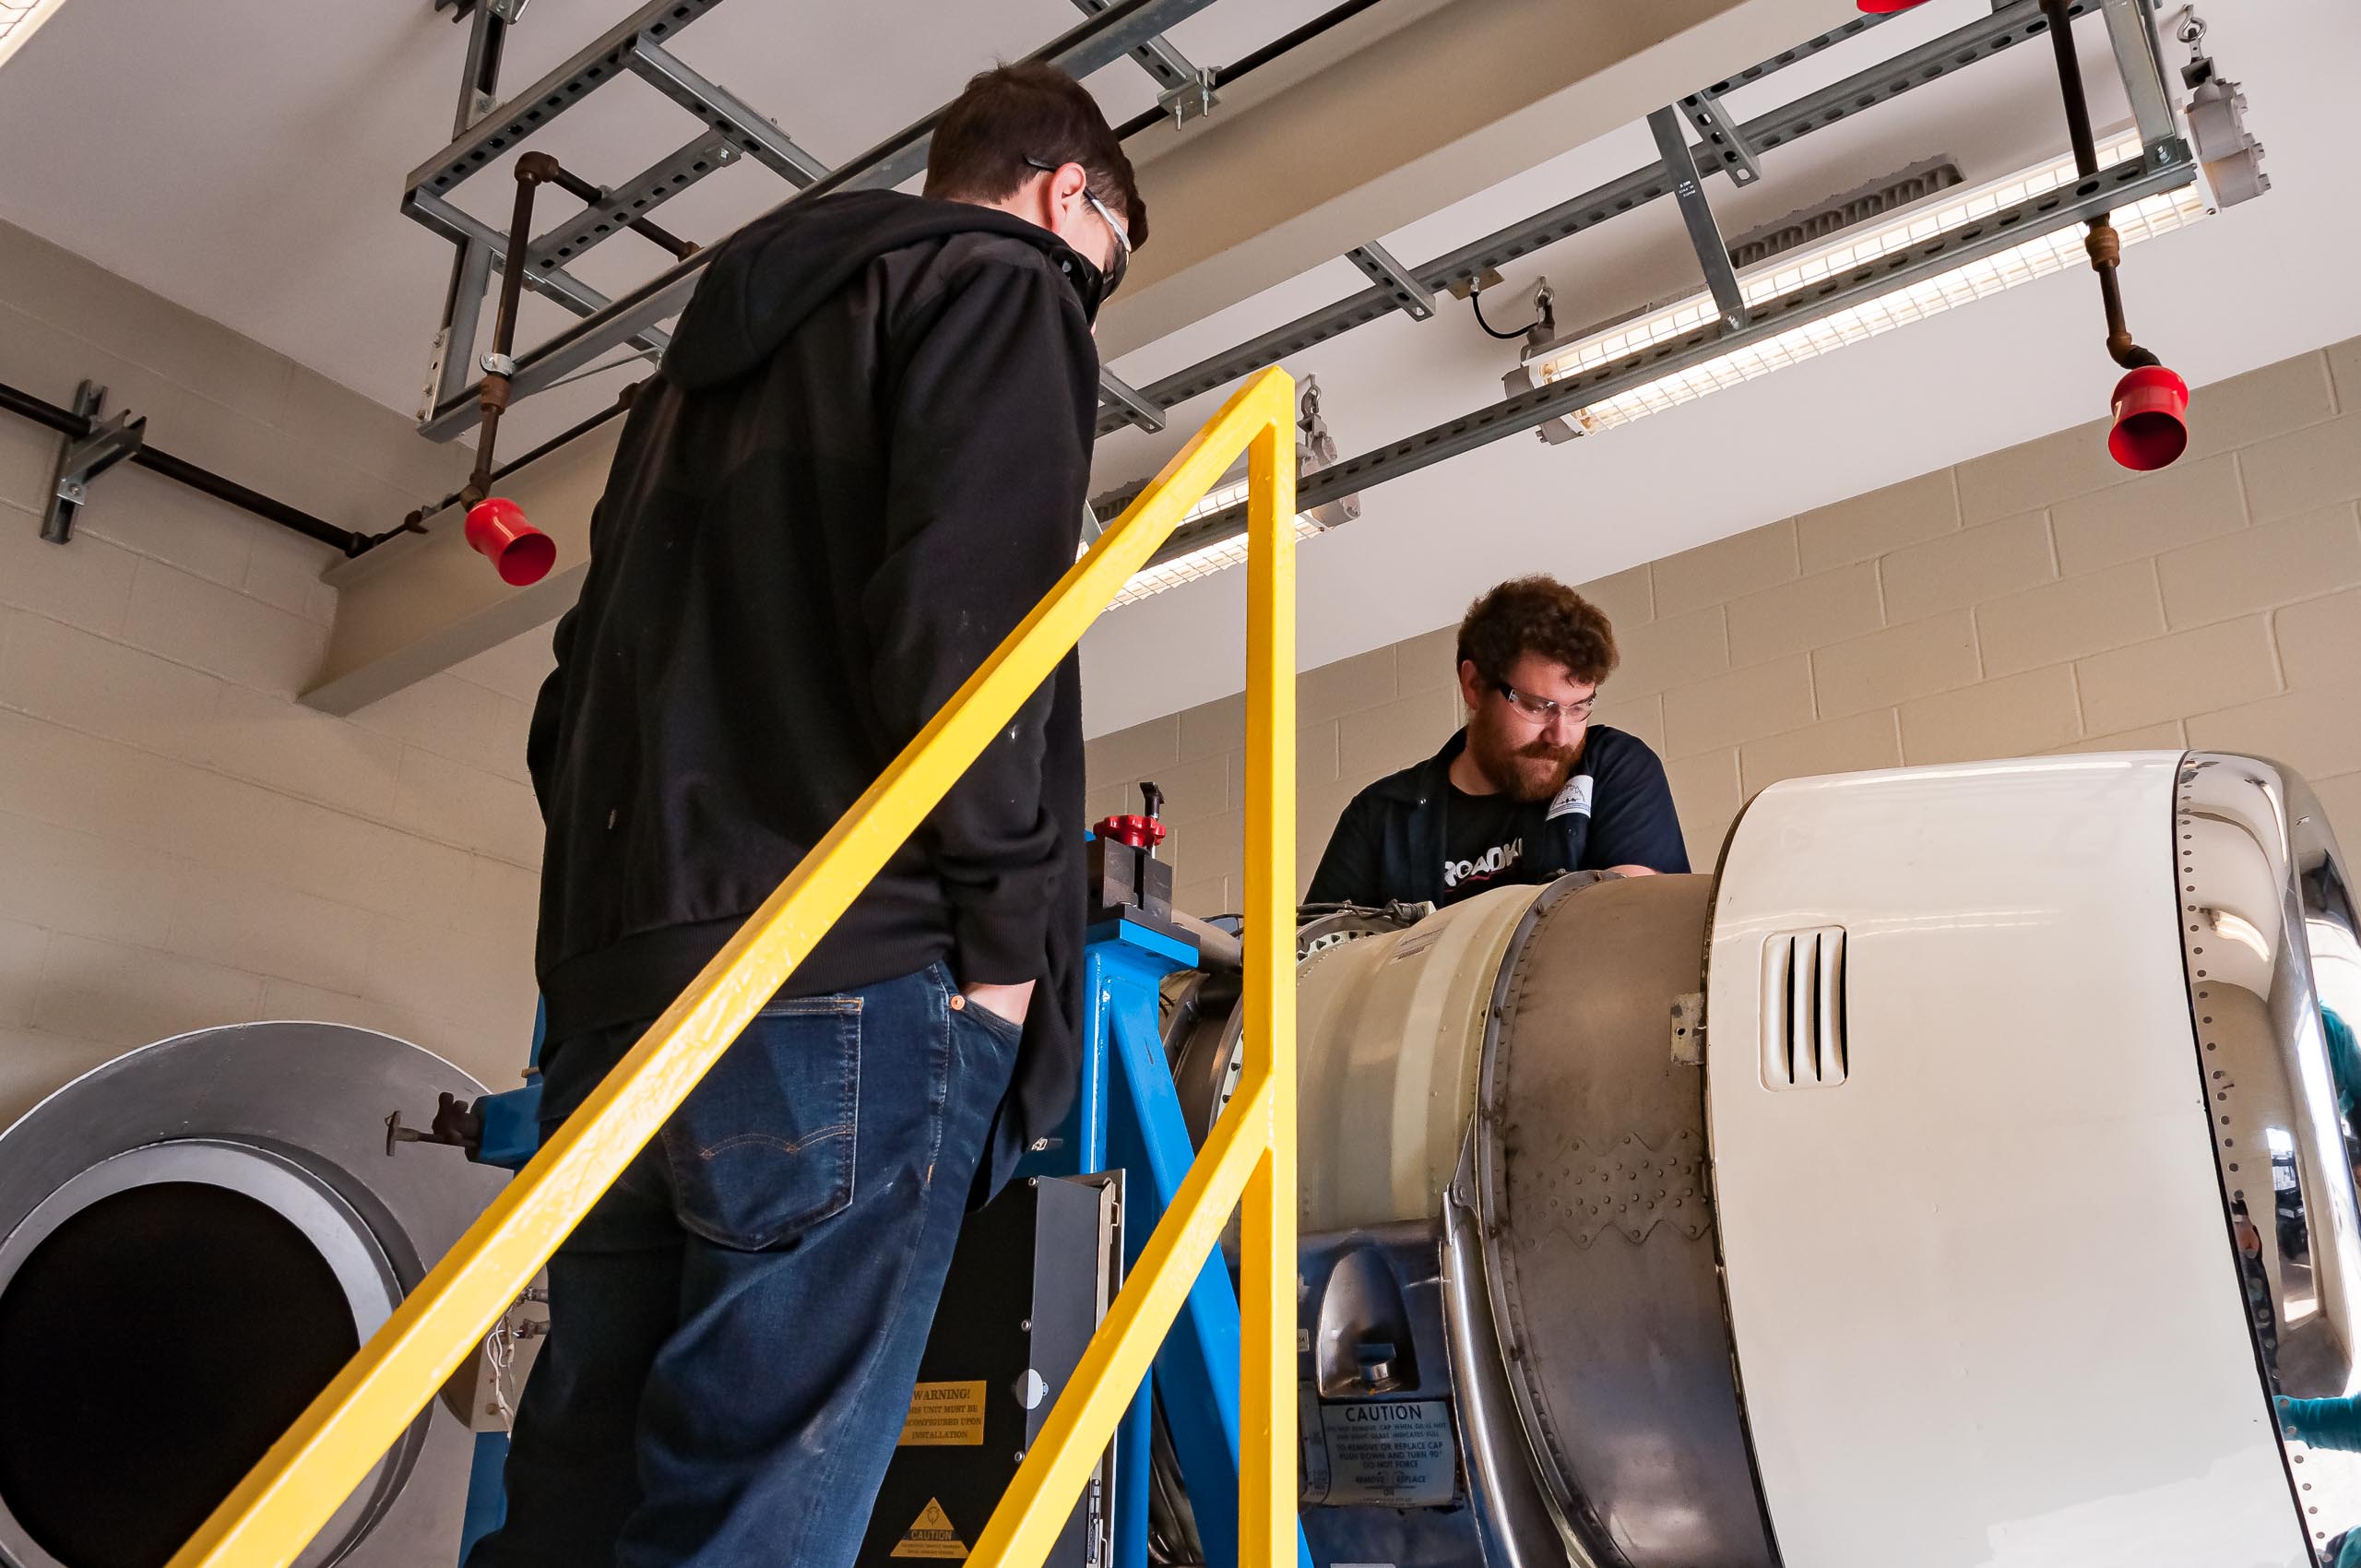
[1187,751,2358,1568]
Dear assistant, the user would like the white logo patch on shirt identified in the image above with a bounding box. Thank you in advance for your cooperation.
[1546,774,1595,823]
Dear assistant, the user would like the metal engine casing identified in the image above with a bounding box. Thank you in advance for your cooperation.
[1197,751,2356,1568]
[0,1024,506,1568]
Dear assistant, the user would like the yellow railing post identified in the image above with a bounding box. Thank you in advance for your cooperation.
[165,367,1297,1568]
[1235,405,1298,1568]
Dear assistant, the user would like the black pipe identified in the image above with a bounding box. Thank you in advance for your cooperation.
[463,158,550,503]
[540,160,698,262]
[2041,0,2158,371]
[1115,0,1387,141]
[391,383,642,542]
[0,380,362,553]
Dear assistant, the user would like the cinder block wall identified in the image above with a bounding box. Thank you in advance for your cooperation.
[0,218,549,1123]
[1088,334,2361,915]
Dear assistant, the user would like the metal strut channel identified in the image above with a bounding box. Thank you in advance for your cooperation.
[1099,369,1169,434]
[1345,242,1435,321]
[406,0,733,205]
[1091,0,2102,436]
[406,190,670,362]
[527,130,736,273]
[1145,152,2194,568]
[1647,106,1746,333]
[2100,0,2178,152]
[625,37,830,186]
[1680,88,1760,186]
[417,0,1222,441]
[1069,0,1204,91]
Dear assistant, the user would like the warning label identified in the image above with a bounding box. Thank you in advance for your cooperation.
[891,1499,969,1560]
[896,1381,985,1447]
[1314,1400,1456,1507]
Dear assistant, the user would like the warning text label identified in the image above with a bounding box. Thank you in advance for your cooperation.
[896,1381,986,1447]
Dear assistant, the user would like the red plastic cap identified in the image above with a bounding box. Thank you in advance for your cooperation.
[2107,365,2190,472]
[463,497,557,587]
[1857,0,1931,10]
[1093,814,1169,850]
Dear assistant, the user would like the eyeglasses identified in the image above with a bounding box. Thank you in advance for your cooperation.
[1494,681,1596,726]
[1025,156,1130,299]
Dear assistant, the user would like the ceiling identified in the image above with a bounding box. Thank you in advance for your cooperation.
[1,0,2353,737]
[0,0,1350,429]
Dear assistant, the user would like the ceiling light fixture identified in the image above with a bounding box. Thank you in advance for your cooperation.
[1513,131,2207,440]
[1091,375,1357,608]
[0,0,72,72]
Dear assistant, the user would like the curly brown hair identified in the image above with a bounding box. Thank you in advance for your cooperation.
[1455,576,1619,687]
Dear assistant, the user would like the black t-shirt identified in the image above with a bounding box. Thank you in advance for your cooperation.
[1432,726,1690,906]
[1442,786,1534,897]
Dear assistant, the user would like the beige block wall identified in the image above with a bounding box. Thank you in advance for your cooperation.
[1088,338,2361,914]
[0,218,551,1124]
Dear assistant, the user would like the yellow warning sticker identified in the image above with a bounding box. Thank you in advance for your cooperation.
[896,1381,987,1447]
[891,1498,969,1560]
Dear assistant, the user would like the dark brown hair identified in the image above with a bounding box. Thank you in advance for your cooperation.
[1455,575,1619,687]
[922,62,1148,245]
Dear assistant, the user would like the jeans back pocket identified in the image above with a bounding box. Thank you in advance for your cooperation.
[661,996,860,1250]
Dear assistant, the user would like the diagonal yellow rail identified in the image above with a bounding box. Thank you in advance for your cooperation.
[167,364,1299,1568]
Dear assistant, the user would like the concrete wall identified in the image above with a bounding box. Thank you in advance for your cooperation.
[0,218,551,1123]
[1086,335,2361,915]
[6,209,2360,1124]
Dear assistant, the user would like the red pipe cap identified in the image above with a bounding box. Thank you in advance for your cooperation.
[1857,0,1932,10]
[463,497,557,587]
[2107,365,2190,472]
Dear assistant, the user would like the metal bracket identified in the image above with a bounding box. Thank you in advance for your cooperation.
[2101,0,2177,152]
[1069,0,1204,94]
[425,235,497,418]
[41,382,147,545]
[1444,266,1503,303]
[1670,992,1706,1063]
[1098,369,1169,434]
[626,36,829,186]
[1680,88,1761,185]
[1647,106,1746,334]
[1156,65,1220,127]
[1345,242,1435,322]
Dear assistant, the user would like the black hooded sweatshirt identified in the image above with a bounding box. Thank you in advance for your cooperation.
[526,189,1098,1167]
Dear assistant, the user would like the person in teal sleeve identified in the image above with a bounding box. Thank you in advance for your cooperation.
[2272,1008,2360,1565]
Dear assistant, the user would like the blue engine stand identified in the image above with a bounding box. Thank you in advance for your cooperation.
[1015,915,1312,1568]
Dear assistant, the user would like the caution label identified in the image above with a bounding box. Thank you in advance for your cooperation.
[891,1499,969,1560]
[1316,1400,1456,1506]
[896,1381,986,1447]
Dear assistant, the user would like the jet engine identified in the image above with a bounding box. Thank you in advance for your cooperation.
[1168,750,2360,1568]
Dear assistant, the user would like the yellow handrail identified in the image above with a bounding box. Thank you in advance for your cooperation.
[166,363,1298,1568]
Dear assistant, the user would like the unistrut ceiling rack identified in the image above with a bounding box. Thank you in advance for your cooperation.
[403,0,2212,575]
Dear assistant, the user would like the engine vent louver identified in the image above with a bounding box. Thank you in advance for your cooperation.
[1761,927,1848,1090]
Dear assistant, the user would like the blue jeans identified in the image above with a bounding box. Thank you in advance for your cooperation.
[468,962,1022,1568]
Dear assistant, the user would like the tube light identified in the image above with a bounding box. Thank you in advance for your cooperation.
[1097,475,1335,609]
[1521,132,2208,434]
[0,0,72,71]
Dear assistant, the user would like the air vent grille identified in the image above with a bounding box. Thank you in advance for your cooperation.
[1761,927,1848,1090]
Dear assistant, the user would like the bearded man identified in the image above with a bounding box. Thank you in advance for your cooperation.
[1307,575,1689,909]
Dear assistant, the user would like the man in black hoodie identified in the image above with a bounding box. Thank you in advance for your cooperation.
[471,64,1143,1568]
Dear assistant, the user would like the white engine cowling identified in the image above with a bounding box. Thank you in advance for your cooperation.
[1280,751,2356,1568]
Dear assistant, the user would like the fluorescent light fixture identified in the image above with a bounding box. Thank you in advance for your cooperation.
[1092,474,1337,610]
[0,0,72,71]
[1521,132,2208,434]
[1092,379,1356,608]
